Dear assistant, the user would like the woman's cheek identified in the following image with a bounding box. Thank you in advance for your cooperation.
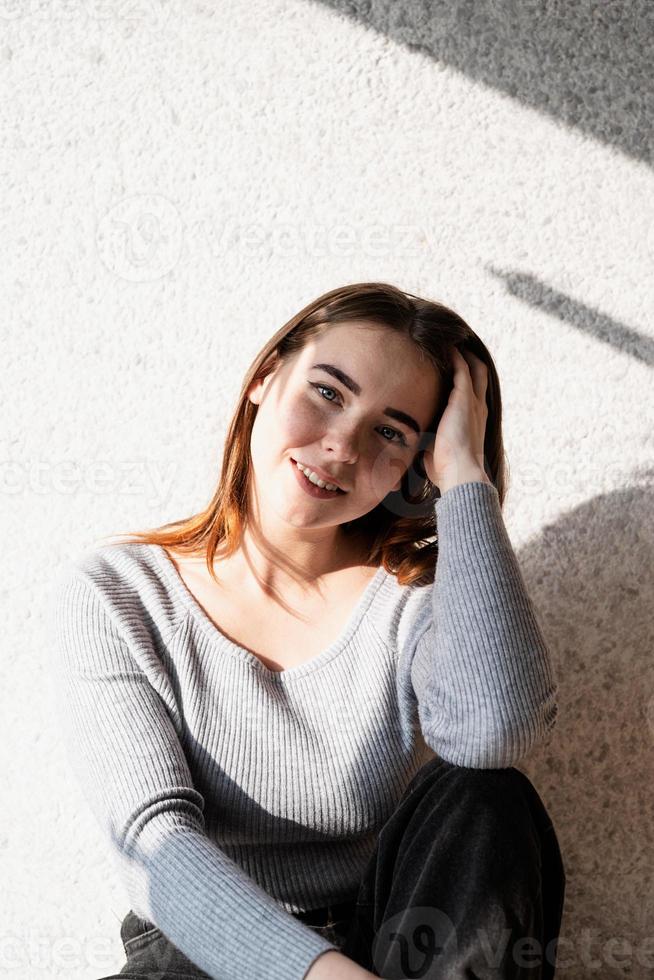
[367,449,406,495]
[282,398,322,443]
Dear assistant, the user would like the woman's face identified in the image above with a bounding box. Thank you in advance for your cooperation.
[246,320,442,532]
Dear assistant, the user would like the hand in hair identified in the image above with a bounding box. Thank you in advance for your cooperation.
[421,346,493,495]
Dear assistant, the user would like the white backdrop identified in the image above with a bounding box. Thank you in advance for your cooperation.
[2,1,652,977]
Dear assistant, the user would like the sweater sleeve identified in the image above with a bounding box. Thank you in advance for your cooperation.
[51,570,339,980]
[408,480,559,769]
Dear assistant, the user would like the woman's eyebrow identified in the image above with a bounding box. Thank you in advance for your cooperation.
[310,362,421,435]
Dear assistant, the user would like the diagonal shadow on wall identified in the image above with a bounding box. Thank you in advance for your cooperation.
[488,266,654,365]
[318,0,651,167]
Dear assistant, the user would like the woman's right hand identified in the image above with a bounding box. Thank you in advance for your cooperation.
[304,949,379,979]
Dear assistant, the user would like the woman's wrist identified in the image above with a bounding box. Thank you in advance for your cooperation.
[304,948,376,979]
[438,462,492,496]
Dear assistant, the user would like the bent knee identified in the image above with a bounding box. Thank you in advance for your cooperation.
[420,756,547,822]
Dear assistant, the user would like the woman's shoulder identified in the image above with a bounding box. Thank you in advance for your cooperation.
[53,540,188,658]
[54,541,182,626]
[57,539,158,590]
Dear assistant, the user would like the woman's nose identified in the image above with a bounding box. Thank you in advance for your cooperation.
[322,427,361,463]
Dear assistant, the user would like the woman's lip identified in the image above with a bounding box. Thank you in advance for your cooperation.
[290,458,347,496]
[291,458,347,492]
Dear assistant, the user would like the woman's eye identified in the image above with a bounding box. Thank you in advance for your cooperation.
[378,425,407,445]
[309,382,408,446]
[313,382,340,404]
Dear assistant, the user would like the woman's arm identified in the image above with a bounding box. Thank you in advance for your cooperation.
[407,478,559,769]
[51,569,341,980]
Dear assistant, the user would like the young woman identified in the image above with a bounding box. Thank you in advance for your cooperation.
[52,282,564,980]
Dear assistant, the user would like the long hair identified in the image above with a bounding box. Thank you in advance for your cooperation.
[100,282,509,587]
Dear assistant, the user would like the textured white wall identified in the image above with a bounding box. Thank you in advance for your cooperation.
[2,1,652,977]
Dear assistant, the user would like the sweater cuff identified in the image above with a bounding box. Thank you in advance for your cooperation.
[434,479,501,526]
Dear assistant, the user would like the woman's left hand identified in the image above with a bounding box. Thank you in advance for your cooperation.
[421,346,492,492]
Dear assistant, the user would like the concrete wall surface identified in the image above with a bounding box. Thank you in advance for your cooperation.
[2,1,652,978]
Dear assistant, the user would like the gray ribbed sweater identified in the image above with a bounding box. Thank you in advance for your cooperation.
[50,480,559,980]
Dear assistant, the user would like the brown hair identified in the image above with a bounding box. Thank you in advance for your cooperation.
[102,282,509,587]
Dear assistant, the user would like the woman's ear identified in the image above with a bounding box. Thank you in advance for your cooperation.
[247,353,282,406]
[247,368,277,406]
[247,377,266,406]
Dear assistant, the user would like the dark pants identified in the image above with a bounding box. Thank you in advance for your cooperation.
[97,911,213,978]
[333,754,566,978]
[99,755,565,979]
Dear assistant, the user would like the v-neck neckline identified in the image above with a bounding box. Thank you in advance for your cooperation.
[148,543,390,682]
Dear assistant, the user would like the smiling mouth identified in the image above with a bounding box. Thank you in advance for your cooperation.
[291,458,347,494]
